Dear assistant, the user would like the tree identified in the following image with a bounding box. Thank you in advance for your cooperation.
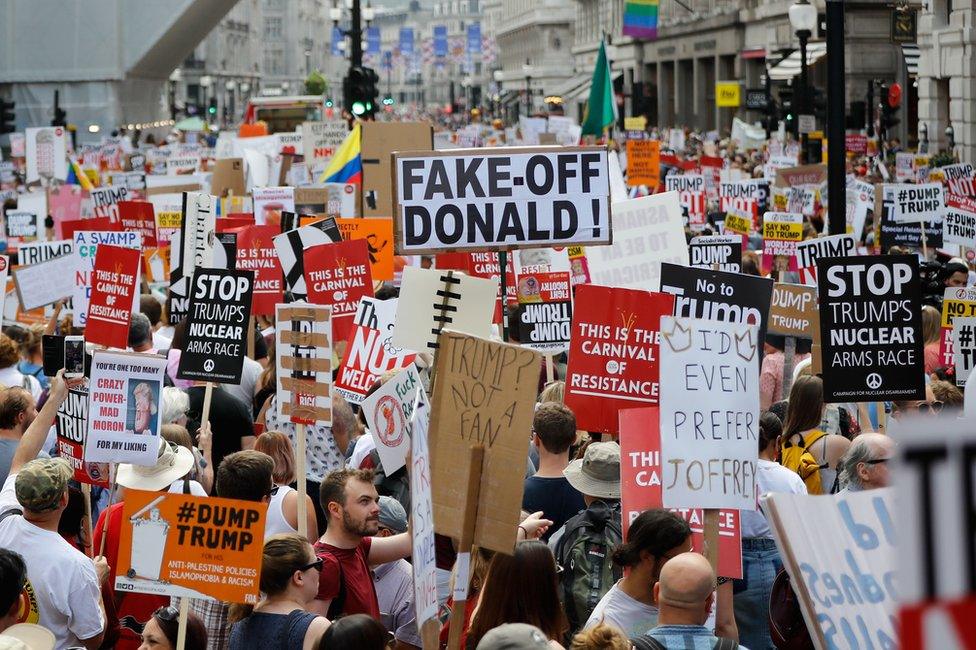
[305,70,327,97]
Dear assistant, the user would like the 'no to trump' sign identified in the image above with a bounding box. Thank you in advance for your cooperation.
[394,147,611,254]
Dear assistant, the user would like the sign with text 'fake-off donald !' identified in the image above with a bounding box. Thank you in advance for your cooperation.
[394,147,610,254]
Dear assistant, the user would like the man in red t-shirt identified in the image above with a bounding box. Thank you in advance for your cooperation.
[310,467,411,619]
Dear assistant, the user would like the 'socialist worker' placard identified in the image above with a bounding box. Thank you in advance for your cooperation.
[177,269,255,384]
[394,147,611,255]
[817,255,924,402]
[115,490,267,604]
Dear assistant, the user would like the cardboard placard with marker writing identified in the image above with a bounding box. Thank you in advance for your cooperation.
[276,303,332,425]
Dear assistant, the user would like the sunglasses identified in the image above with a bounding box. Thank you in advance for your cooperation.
[300,558,324,572]
[154,605,179,622]
[914,400,944,413]
[864,458,891,465]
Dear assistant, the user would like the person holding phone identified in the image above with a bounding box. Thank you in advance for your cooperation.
[0,334,41,400]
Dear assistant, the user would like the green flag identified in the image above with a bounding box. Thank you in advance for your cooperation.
[581,41,617,137]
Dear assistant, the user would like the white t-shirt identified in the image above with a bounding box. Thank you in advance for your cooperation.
[742,459,808,538]
[167,478,208,497]
[222,356,263,410]
[152,331,173,351]
[0,367,41,401]
[0,475,104,647]
[584,581,659,638]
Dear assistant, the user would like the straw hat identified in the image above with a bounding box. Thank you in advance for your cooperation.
[0,624,56,650]
[116,438,194,492]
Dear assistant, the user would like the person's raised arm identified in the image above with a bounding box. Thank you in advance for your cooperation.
[368,532,412,566]
[9,370,68,476]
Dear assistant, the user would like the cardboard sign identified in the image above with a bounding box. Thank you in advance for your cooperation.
[169,192,216,325]
[878,185,944,250]
[892,418,976,648]
[724,206,753,236]
[210,158,246,197]
[253,186,295,227]
[626,139,661,188]
[564,285,674,433]
[0,256,9,324]
[817,255,924,402]
[587,193,688,292]
[85,245,140,349]
[660,263,774,354]
[361,366,421,475]
[177,269,255,384]
[337,217,394,281]
[73,230,142,327]
[90,185,130,222]
[83,351,167,466]
[235,225,283,317]
[5,211,43,247]
[890,182,945,223]
[721,179,769,214]
[335,297,416,404]
[951,316,976,385]
[659,317,759,510]
[25,126,68,184]
[56,386,110,488]
[769,283,818,338]
[619,407,742,579]
[513,271,572,354]
[276,303,332,425]
[938,287,976,371]
[689,235,741,272]
[303,238,373,343]
[796,234,857,286]
[114,490,266,603]
[762,211,803,272]
[118,201,158,247]
[763,489,897,650]
[295,184,359,219]
[943,196,976,245]
[774,163,827,189]
[273,221,342,302]
[301,120,348,167]
[363,122,434,218]
[428,331,541,554]
[409,388,438,627]
[13,254,77,311]
[391,267,497,352]
[394,147,611,254]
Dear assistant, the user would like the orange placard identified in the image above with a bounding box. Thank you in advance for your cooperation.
[114,490,266,604]
[337,217,394,281]
[626,139,661,188]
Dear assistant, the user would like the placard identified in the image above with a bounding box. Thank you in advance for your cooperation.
[56,386,110,488]
[276,303,332,425]
[817,255,923,402]
[114,490,266,603]
[761,211,803,272]
[619,406,742,579]
[235,224,283,317]
[587,193,688,292]
[890,182,945,223]
[943,195,976,246]
[177,269,255,384]
[409,388,438,627]
[391,267,497,352]
[796,234,857,286]
[169,192,216,325]
[689,235,741,272]
[768,283,818,338]
[428,331,541,554]
[335,297,416,404]
[73,230,142,327]
[85,245,141,349]
[951,316,976,386]
[253,186,295,227]
[878,184,944,250]
[564,285,674,432]
[4,211,43,247]
[303,238,373,343]
[938,287,976,371]
[18,240,73,266]
[361,366,421,475]
[336,217,394,281]
[13,254,78,311]
[513,271,572,354]
[301,120,348,168]
[394,147,611,254]
[763,490,897,650]
[118,201,158,247]
[273,221,342,302]
[626,139,661,188]
[659,317,758,510]
[25,126,68,184]
[83,351,167,466]
[90,185,130,221]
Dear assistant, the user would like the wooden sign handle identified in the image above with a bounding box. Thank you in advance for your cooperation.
[175,597,190,650]
[446,445,485,650]
[296,422,309,540]
[81,483,94,559]
[703,508,720,575]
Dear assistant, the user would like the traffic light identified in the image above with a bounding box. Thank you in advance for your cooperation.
[881,82,901,133]
[344,66,380,117]
[325,98,334,108]
[382,96,395,106]
[0,100,14,135]
[779,87,795,133]
[208,97,218,117]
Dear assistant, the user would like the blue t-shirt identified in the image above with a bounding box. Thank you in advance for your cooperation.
[647,624,749,650]
[522,475,585,542]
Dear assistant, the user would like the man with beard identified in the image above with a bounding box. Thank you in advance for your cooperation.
[310,467,412,619]
[0,387,38,481]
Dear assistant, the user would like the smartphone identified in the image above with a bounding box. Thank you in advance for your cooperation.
[42,334,65,376]
[64,336,85,378]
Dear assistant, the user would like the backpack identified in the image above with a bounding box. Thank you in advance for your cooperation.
[780,429,829,495]
[631,634,738,650]
[553,500,622,634]
[768,569,814,649]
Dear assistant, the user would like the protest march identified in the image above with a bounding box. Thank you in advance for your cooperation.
[2,42,975,650]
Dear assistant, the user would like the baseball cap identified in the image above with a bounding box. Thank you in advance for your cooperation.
[476,623,551,650]
[15,458,72,512]
[0,623,56,650]
[377,496,407,533]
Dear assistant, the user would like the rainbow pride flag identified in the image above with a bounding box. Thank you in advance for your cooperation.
[623,0,659,40]
[318,122,362,184]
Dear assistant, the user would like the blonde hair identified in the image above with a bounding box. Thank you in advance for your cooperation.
[921,305,941,346]
[254,430,296,485]
[0,334,20,368]
[538,380,564,404]
[570,623,631,650]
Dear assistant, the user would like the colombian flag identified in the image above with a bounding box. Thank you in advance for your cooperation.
[318,122,362,184]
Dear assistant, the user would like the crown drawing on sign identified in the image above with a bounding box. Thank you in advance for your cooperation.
[661,319,692,352]
[619,311,637,332]
[254,238,262,249]
[336,256,346,268]
[114,261,123,275]
[735,328,757,363]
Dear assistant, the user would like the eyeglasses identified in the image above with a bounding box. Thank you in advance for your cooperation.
[864,458,891,465]
[300,558,324,572]
[914,400,944,413]
[154,605,179,621]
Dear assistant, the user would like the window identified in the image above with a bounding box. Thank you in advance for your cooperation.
[265,17,282,38]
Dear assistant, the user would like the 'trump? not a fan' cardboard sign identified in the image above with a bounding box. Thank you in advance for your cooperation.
[428,331,541,554]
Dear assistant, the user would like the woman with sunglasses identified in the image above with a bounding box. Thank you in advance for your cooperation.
[139,606,207,650]
[228,533,330,650]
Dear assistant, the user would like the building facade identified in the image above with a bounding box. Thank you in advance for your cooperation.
[917,0,971,160]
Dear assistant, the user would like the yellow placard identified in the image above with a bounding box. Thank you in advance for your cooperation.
[762,221,804,242]
[624,116,648,131]
[716,82,741,108]
[725,212,752,235]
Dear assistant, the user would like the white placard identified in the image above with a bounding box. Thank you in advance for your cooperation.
[361,366,421,475]
[25,126,68,184]
[14,254,78,311]
[409,388,438,625]
[890,182,945,223]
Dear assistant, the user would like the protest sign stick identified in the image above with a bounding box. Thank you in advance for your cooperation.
[446,444,485,650]
[782,336,796,401]
[175,597,190,650]
[921,225,929,259]
[81,483,94,558]
[296,423,308,539]
[545,355,554,385]
[201,382,214,429]
[703,509,720,574]
[98,466,118,557]
[247,318,256,360]
[499,251,509,341]
[421,619,439,650]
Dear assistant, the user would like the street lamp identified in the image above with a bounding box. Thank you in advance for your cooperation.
[919,122,928,154]
[523,60,533,117]
[789,0,817,140]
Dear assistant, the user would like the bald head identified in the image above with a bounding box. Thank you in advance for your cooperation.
[839,433,895,491]
[658,552,715,606]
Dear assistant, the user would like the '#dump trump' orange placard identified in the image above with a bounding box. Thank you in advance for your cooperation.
[114,490,267,604]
